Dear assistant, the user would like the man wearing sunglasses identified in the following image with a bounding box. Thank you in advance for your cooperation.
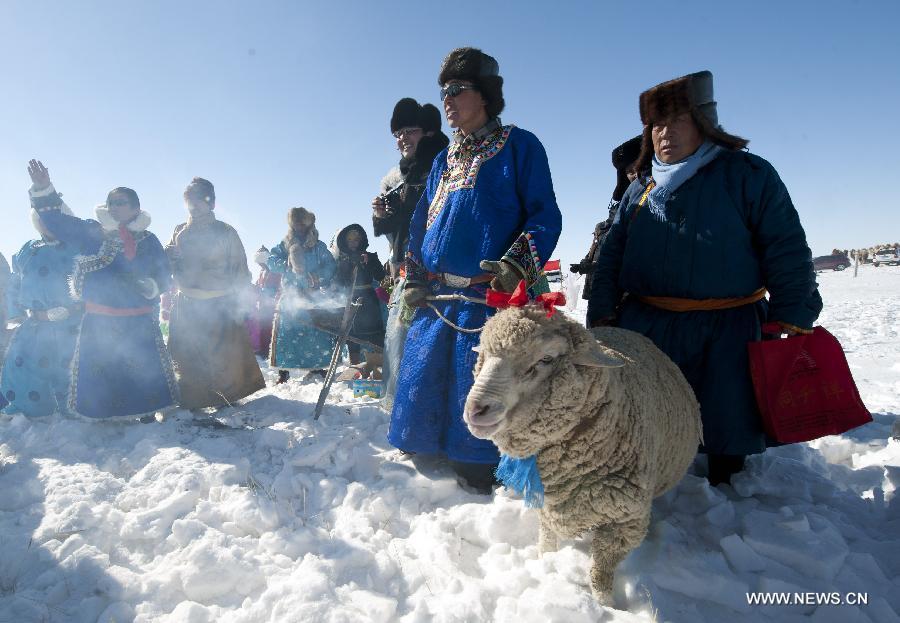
[373,98,449,410]
[387,48,562,493]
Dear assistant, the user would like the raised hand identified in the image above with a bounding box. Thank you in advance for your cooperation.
[27,160,51,190]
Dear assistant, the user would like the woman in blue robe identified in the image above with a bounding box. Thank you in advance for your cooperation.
[388,48,562,491]
[267,207,337,380]
[1,209,82,417]
[27,160,178,419]
[586,72,822,485]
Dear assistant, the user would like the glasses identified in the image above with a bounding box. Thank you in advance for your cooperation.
[392,127,422,139]
[107,198,132,208]
[440,83,477,100]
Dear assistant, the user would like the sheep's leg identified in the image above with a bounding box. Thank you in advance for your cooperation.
[538,512,558,554]
[589,512,651,604]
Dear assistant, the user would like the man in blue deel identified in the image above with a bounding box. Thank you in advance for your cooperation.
[388,47,562,493]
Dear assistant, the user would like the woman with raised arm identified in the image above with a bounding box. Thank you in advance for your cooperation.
[27,160,178,420]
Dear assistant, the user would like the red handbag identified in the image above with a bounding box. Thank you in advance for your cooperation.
[748,323,871,443]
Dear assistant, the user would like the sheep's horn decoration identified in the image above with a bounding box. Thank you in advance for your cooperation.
[486,280,567,317]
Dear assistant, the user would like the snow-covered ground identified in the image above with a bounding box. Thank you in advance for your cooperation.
[1,266,899,623]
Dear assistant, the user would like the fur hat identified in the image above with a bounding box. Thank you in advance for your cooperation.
[390,98,443,134]
[632,70,748,175]
[184,177,215,208]
[612,135,643,172]
[611,135,643,201]
[438,47,505,118]
[288,206,315,229]
[638,70,747,148]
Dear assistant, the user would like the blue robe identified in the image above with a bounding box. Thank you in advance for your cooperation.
[32,187,179,419]
[587,151,822,455]
[1,239,81,417]
[267,239,337,369]
[388,124,562,463]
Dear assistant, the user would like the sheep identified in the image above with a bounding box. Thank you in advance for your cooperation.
[463,304,701,602]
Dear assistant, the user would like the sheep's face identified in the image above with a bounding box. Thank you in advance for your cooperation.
[464,306,623,457]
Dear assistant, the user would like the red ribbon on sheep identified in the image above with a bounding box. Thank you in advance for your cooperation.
[485,280,567,317]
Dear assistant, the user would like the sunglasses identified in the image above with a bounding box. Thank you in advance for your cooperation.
[107,198,132,208]
[392,127,422,139]
[439,83,477,100]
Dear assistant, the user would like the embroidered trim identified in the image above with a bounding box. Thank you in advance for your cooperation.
[502,232,542,286]
[67,311,179,418]
[404,253,428,283]
[426,125,514,229]
[69,231,150,300]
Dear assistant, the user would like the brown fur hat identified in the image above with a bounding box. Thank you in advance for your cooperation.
[288,206,315,230]
[438,47,505,118]
[633,71,748,175]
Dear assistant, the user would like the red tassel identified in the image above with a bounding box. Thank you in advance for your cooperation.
[119,224,137,260]
[486,280,566,317]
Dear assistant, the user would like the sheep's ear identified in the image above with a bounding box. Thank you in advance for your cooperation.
[572,343,625,368]
[472,345,482,354]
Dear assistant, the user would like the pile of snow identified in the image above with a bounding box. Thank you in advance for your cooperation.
[1,266,899,622]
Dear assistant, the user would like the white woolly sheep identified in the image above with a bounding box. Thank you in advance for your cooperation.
[463,305,701,602]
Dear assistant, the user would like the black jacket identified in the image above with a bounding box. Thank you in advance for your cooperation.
[373,132,450,266]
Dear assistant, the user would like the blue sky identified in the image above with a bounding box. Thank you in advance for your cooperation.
[1,0,898,273]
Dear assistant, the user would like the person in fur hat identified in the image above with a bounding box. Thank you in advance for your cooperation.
[1,200,82,418]
[373,97,451,409]
[373,98,450,279]
[165,178,265,411]
[330,223,386,365]
[571,135,642,300]
[586,71,822,485]
[266,207,336,382]
[26,160,178,420]
[388,47,561,492]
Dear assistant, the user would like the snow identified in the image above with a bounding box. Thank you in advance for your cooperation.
[1,265,899,622]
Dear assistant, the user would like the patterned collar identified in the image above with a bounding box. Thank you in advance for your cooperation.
[454,117,502,146]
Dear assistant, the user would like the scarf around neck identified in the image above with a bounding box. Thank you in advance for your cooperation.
[648,141,723,218]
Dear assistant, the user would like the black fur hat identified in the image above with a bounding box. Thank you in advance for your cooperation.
[632,70,748,175]
[612,135,642,171]
[611,135,643,201]
[438,47,505,118]
[391,98,443,134]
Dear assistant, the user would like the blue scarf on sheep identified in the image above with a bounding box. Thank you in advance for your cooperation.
[485,280,568,509]
[496,454,544,508]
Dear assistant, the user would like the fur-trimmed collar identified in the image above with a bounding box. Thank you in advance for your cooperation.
[95,205,152,232]
[380,166,403,193]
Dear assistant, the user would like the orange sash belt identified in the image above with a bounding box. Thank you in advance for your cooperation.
[85,302,153,316]
[637,287,767,312]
